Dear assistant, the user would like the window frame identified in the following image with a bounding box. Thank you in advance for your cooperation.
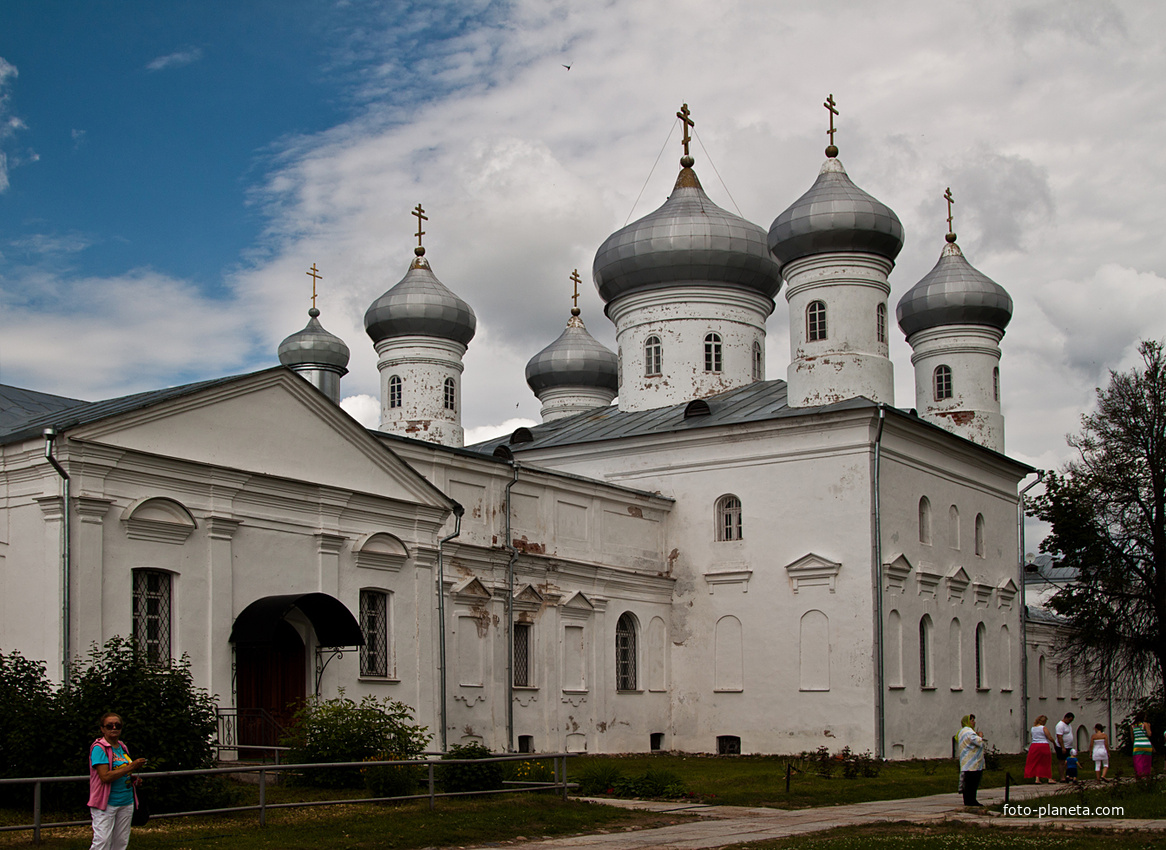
[807,300,828,342]
[716,494,743,541]
[443,377,456,412]
[132,569,173,666]
[975,622,987,689]
[644,336,662,377]
[876,302,888,344]
[388,375,402,409]
[919,614,934,689]
[704,332,723,373]
[359,589,391,678]
[933,364,953,401]
[615,613,638,691]
[919,496,932,545]
[513,621,532,687]
[751,341,763,381]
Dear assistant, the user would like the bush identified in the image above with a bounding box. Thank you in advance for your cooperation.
[576,762,623,795]
[0,638,232,813]
[438,742,503,793]
[504,758,556,784]
[283,693,429,789]
[363,754,424,799]
[612,769,685,798]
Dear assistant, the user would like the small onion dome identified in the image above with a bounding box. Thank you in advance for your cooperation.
[278,308,351,371]
[525,310,619,393]
[896,239,1013,338]
[768,158,904,272]
[593,165,783,305]
[364,251,477,346]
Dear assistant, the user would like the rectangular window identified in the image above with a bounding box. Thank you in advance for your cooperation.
[513,622,531,687]
[132,570,172,665]
[360,590,389,678]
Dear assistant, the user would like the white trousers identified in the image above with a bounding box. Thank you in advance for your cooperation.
[89,803,133,850]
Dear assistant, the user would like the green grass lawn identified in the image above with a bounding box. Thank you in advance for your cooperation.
[0,794,690,849]
[721,821,1166,850]
[570,752,1051,807]
[992,776,1166,820]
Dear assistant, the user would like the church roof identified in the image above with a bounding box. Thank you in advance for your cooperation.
[0,384,88,432]
[278,308,351,371]
[896,239,1012,338]
[364,252,477,346]
[525,311,619,394]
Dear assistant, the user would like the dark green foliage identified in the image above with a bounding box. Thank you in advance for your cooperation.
[838,748,881,779]
[0,638,230,813]
[576,762,623,795]
[283,693,430,789]
[1029,340,1166,701]
[438,742,503,793]
[363,754,424,799]
[611,768,685,798]
[1117,697,1166,754]
[984,745,1002,771]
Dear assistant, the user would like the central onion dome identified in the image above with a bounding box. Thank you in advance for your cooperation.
[278,307,351,371]
[593,160,783,305]
[364,249,477,346]
[896,236,1013,338]
[768,157,904,272]
[525,309,619,393]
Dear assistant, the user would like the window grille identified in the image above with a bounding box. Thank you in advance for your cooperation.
[807,301,827,341]
[444,378,456,411]
[616,613,637,690]
[704,333,722,373]
[132,570,172,665]
[717,495,742,541]
[389,375,402,409]
[513,622,531,687]
[877,303,887,343]
[644,336,662,377]
[934,365,953,400]
[993,367,1000,401]
[752,342,763,381]
[360,590,389,677]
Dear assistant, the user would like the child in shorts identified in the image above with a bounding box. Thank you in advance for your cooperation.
[1065,749,1079,781]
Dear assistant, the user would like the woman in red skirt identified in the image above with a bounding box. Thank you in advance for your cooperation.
[1025,714,1055,782]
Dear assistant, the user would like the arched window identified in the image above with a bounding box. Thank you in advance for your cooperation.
[807,300,827,341]
[933,365,953,400]
[993,367,1000,401]
[1038,654,1046,698]
[975,622,987,689]
[949,505,960,550]
[615,613,637,691]
[876,303,887,344]
[888,610,903,687]
[919,615,933,688]
[704,332,722,373]
[974,514,985,557]
[752,341,763,381]
[389,375,402,409]
[644,336,662,377]
[949,618,962,690]
[919,497,932,545]
[716,494,742,541]
[444,377,456,411]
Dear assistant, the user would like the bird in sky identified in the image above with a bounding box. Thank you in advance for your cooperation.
[562,63,571,70]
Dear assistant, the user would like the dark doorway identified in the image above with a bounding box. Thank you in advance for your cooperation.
[236,620,306,755]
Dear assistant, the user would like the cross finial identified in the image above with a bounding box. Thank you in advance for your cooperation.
[824,94,839,157]
[677,103,694,160]
[944,187,957,242]
[306,263,323,310]
[412,203,428,250]
[570,269,582,311]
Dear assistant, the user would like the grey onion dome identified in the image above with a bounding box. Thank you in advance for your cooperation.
[768,158,904,271]
[364,253,477,346]
[896,240,1013,338]
[525,311,619,393]
[278,308,351,370]
[593,166,783,304]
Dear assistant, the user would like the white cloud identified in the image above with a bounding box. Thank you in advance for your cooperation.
[0,56,20,192]
[464,417,539,447]
[146,48,204,72]
[339,393,378,429]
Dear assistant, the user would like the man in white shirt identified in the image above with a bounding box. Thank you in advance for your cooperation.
[1055,712,1075,781]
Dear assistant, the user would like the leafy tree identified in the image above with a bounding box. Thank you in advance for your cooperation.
[1030,340,1166,705]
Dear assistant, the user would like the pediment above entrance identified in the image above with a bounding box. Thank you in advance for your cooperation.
[784,553,841,594]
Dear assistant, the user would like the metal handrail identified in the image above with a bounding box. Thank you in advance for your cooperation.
[0,752,577,844]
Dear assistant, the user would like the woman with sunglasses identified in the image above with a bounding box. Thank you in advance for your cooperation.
[88,713,146,850]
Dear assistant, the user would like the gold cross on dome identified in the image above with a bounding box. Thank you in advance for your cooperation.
[824,94,839,145]
[944,187,955,233]
[677,103,694,157]
[570,269,582,309]
[413,203,428,247]
[306,263,323,309]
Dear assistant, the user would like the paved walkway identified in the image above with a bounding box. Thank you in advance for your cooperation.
[470,784,1166,849]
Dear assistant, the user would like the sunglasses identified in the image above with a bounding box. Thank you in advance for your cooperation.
[103,723,123,730]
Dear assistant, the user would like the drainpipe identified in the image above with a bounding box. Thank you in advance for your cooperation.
[436,503,464,752]
[871,405,887,759]
[1018,470,1045,749]
[44,428,71,689]
[503,460,520,753]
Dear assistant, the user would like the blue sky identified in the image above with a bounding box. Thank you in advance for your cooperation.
[3,0,1166,540]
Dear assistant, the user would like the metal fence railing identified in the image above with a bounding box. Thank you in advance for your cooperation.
[0,752,577,845]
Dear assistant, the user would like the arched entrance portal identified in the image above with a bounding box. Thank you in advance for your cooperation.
[230,593,364,755]
[236,619,306,751]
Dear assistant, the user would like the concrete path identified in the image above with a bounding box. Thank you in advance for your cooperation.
[469,784,1166,849]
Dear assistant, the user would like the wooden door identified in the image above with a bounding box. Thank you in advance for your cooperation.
[236,620,306,753]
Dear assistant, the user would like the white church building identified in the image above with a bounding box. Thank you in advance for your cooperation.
[0,109,1048,758]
